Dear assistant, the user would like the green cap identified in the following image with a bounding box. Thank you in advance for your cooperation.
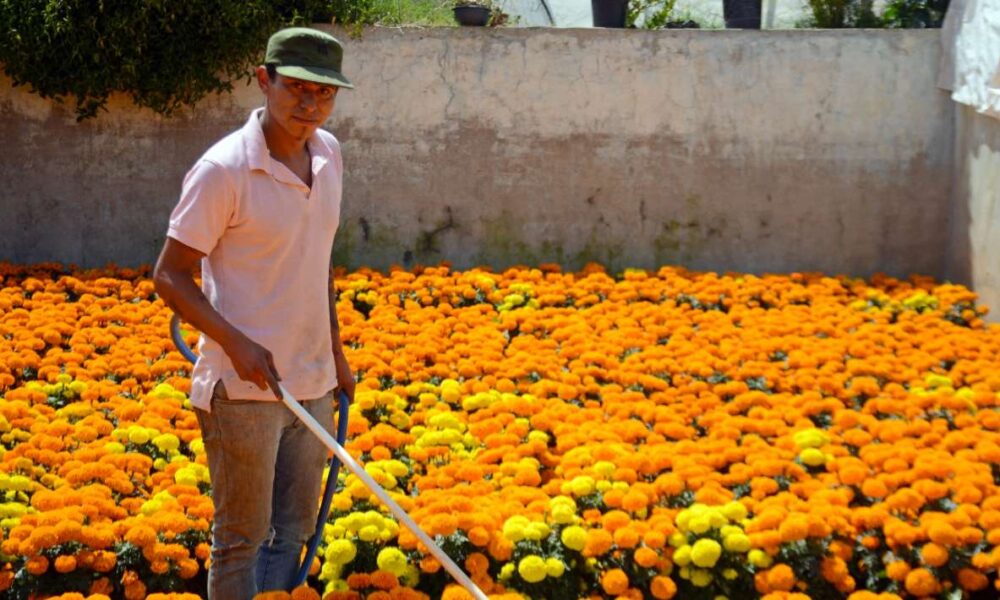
[265,27,354,89]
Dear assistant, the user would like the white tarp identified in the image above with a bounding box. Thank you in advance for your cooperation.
[940,0,1000,119]
[500,0,557,25]
[499,0,592,27]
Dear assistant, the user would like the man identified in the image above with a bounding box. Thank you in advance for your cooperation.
[153,28,356,599]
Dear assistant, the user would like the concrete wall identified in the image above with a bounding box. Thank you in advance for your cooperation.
[0,28,954,278]
[947,105,1000,310]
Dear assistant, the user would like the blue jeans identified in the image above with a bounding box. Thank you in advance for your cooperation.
[194,382,336,600]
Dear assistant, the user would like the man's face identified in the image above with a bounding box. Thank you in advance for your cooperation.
[257,67,339,142]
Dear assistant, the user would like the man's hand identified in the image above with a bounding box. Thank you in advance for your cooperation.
[225,334,283,400]
[155,237,284,400]
[333,346,355,402]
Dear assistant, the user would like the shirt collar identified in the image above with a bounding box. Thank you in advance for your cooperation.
[243,107,334,177]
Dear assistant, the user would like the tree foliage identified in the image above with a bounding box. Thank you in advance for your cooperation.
[0,1,327,120]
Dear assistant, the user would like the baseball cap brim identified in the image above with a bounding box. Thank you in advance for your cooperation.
[275,65,354,89]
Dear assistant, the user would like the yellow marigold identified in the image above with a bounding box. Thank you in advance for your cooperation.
[799,448,826,467]
[561,525,586,551]
[545,557,566,578]
[724,532,751,553]
[376,547,408,577]
[325,539,357,565]
[518,555,547,583]
[690,568,713,587]
[691,539,722,568]
[722,501,748,522]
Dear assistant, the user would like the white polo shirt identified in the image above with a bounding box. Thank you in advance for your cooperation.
[167,108,341,411]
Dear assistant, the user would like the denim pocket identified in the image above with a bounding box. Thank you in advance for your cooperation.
[212,380,256,406]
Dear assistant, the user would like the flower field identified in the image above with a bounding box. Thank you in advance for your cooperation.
[2,261,1000,600]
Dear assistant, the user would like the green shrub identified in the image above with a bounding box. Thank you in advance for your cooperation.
[805,0,881,27]
[805,0,949,27]
[0,1,323,120]
[882,0,949,27]
[627,0,699,29]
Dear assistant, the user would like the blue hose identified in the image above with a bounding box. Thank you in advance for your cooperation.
[170,314,348,588]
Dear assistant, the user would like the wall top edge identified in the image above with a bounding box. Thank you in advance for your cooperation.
[312,24,944,39]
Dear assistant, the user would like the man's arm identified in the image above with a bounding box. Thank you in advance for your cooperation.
[154,237,283,398]
[328,270,356,402]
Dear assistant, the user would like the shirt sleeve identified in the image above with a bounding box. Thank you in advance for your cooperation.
[166,159,236,256]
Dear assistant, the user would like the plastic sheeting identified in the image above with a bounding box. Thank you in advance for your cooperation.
[939,0,1000,119]
[499,0,591,26]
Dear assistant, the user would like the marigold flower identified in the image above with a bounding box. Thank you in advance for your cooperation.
[518,555,547,583]
[53,555,77,573]
[377,547,408,577]
[766,564,796,592]
[601,568,629,595]
[905,568,941,596]
[920,542,950,568]
[561,525,586,551]
[650,575,676,599]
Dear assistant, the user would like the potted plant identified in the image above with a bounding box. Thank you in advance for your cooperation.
[593,0,630,27]
[453,0,493,26]
[722,0,762,28]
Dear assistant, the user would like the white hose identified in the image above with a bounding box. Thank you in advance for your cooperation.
[278,384,489,600]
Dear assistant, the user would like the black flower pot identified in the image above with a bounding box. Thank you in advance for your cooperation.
[453,5,491,26]
[723,0,762,28]
[592,0,629,27]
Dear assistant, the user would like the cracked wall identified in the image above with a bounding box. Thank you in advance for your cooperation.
[0,28,953,278]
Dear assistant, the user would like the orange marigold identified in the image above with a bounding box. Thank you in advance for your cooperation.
[25,556,48,576]
[370,570,399,590]
[958,568,989,591]
[926,521,958,546]
[650,575,676,599]
[904,568,941,596]
[601,568,630,596]
[766,564,796,592]
[54,555,77,574]
[346,573,371,589]
[441,586,474,600]
[584,528,614,557]
[290,585,321,600]
[920,543,950,568]
[885,561,911,581]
